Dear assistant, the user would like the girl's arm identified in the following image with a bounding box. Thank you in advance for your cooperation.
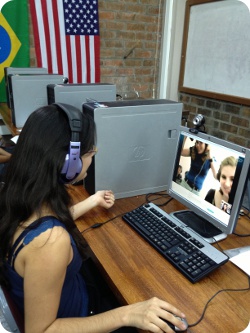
[210,160,217,179]
[21,226,186,333]
[181,147,190,156]
[70,190,115,221]
[0,148,11,163]
[206,147,217,179]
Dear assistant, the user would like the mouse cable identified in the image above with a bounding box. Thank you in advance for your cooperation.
[81,215,250,329]
[188,275,250,328]
[188,238,250,328]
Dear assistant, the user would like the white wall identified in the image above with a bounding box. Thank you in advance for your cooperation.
[159,0,187,101]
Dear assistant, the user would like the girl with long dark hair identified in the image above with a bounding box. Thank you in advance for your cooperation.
[0,104,186,333]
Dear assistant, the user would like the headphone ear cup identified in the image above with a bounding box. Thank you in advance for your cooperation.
[61,154,83,183]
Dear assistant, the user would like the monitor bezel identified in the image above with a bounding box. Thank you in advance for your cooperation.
[167,125,250,235]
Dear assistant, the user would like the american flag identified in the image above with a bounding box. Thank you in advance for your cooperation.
[29,0,100,83]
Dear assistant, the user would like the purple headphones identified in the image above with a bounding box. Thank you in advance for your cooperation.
[54,103,83,183]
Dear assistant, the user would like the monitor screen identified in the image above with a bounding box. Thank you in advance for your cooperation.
[167,126,250,242]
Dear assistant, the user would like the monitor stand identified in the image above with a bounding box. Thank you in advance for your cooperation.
[171,210,227,244]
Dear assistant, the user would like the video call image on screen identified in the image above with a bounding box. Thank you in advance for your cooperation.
[170,129,248,234]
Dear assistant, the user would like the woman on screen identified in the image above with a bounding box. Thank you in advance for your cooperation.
[0,104,186,333]
[205,156,237,212]
[180,139,217,195]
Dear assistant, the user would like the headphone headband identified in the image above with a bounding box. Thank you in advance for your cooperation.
[53,103,83,183]
[54,103,82,141]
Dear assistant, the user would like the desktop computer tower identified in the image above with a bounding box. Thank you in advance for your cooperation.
[4,67,48,109]
[47,83,117,111]
[10,74,66,128]
[83,99,183,199]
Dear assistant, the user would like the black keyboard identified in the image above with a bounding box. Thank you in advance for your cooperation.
[122,203,229,283]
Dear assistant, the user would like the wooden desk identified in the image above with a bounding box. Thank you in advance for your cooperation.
[0,103,21,136]
[68,185,250,333]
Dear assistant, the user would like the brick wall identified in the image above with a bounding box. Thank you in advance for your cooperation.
[28,2,250,148]
[29,0,164,100]
[179,92,250,149]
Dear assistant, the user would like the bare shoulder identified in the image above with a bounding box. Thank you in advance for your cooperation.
[181,147,190,157]
[15,224,72,277]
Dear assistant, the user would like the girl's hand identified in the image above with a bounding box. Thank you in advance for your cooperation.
[122,297,187,332]
[93,190,115,209]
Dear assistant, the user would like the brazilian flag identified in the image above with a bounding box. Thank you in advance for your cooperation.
[0,0,30,102]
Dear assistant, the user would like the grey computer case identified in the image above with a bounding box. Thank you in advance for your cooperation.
[4,67,48,109]
[47,83,116,110]
[83,99,183,199]
[10,74,65,128]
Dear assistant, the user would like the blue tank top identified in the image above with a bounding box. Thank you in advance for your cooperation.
[186,147,211,190]
[4,216,89,318]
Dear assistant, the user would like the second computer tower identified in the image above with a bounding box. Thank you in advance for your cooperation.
[47,83,117,110]
[83,99,183,199]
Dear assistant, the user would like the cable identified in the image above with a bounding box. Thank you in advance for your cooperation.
[145,191,173,207]
[186,238,250,328]
[211,238,230,260]
[80,212,125,234]
[233,231,250,237]
[80,195,250,330]
[188,276,250,328]
[81,191,174,234]
[232,209,250,236]
[240,210,250,220]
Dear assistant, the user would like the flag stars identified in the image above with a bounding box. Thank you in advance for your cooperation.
[63,0,99,35]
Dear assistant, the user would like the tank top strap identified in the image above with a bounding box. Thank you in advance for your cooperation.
[8,216,65,267]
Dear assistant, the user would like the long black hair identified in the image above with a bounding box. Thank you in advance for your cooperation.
[191,141,208,162]
[0,104,95,285]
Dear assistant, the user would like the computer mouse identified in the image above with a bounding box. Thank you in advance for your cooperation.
[163,316,188,332]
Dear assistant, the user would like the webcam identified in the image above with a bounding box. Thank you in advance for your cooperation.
[189,113,206,134]
[193,114,205,127]
[189,114,206,136]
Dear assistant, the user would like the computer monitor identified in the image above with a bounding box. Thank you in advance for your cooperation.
[167,125,250,243]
